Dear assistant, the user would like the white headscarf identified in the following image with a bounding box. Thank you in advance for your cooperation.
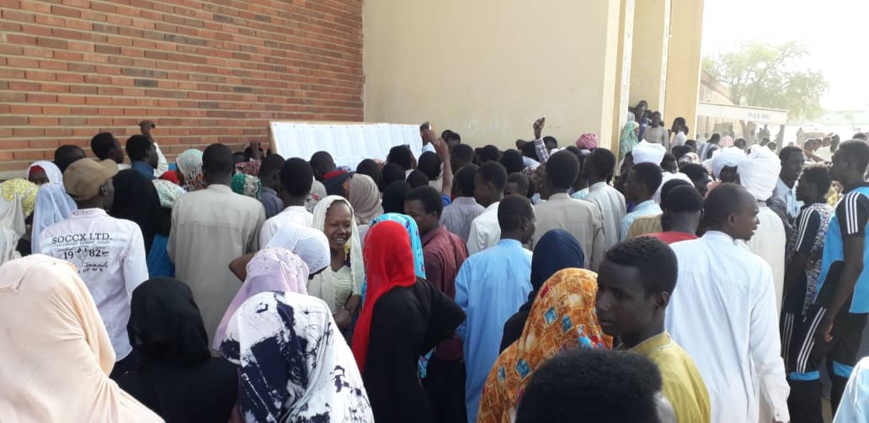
[632,140,667,166]
[26,161,63,185]
[310,196,365,312]
[219,291,373,422]
[709,147,747,179]
[265,223,331,274]
[738,145,782,201]
[31,184,77,255]
[0,180,38,265]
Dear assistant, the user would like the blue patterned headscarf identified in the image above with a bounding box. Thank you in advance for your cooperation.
[369,213,426,278]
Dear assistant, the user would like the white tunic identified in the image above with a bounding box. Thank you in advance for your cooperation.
[744,204,786,312]
[665,231,790,423]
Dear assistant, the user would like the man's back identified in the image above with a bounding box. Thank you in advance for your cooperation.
[39,208,148,360]
[532,194,604,269]
[745,205,786,312]
[455,239,532,422]
[441,197,485,243]
[584,182,626,251]
[169,185,265,342]
[666,231,789,423]
[466,202,500,255]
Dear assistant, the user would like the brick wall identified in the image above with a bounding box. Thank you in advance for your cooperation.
[0,0,363,174]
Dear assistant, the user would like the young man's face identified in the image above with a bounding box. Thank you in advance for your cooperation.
[595,260,663,341]
[730,192,760,241]
[780,151,805,183]
[830,150,850,183]
[404,199,437,235]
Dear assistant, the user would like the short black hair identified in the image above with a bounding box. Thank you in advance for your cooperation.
[280,158,313,197]
[779,146,803,161]
[356,159,382,187]
[662,184,703,213]
[837,141,869,175]
[709,133,721,144]
[380,162,406,191]
[660,179,692,203]
[443,130,461,144]
[498,194,534,233]
[679,163,708,182]
[477,162,508,192]
[516,349,662,423]
[852,132,868,141]
[661,153,677,172]
[310,151,336,176]
[90,132,119,160]
[631,162,663,195]
[406,169,429,188]
[259,154,285,178]
[417,152,442,181]
[387,145,414,171]
[54,144,86,173]
[405,185,444,218]
[125,135,152,161]
[546,150,579,190]
[451,144,474,167]
[543,136,558,148]
[588,148,617,181]
[455,164,478,197]
[606,236,677,295]
[478,145,501,164]
[202,143,234,178]
[702,183,751,229]
[500,149,525,174]
[382,181,410,214]
[800,163,832,196]
[507,173,530,196]
[520,141,538,159]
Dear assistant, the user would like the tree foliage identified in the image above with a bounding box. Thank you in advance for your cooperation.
[702,41,829,121]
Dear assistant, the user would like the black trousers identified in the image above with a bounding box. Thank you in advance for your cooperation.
[109,350,143,380]
[423,356,467,423]
[781,305,867,422]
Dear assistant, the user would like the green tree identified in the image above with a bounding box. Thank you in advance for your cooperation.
[702,41,829,122]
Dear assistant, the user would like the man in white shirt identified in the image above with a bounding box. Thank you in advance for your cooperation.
[532,150,605,270]
[666,183,790,423]
[774,146,805,221]
[583,148,626,251]
[620,163,663,241]
[39,158,149,378]
[260,158,315,247]
[467,162,507,255]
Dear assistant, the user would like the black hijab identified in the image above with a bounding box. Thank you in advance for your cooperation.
[127,278,211,366]
[382,180,411,214]
[110,169,162,253]
[523,229,585,311]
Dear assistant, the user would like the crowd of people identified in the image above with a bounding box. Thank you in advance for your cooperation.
[2,112,869,423]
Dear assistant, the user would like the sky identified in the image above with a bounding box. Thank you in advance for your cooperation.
[702,0,869,111]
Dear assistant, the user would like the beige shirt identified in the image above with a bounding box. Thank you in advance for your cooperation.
[532,193,605,270]
[583,182,626,251]
[168,184,265,345]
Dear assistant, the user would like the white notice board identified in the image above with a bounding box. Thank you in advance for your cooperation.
[269,122,423,169]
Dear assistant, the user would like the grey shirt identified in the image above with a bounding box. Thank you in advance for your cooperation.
[440,196,485,244]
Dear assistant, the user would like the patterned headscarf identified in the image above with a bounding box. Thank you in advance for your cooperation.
[213,248,311,350]
[575,133,599,150]
[176,149,206,192]
[219,292,373,422]
[477,269,611,423]
[152,179,185,209]
[619,121,640,161]
[231,173,262,199]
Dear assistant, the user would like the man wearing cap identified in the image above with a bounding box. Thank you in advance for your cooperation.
[38,158,149,378]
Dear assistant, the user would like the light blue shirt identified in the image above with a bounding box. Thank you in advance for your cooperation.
[620,199,661,240]
[570,187,589,200]
[455,239,532,423]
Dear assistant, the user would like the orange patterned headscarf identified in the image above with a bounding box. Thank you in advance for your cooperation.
[477,268,612,423]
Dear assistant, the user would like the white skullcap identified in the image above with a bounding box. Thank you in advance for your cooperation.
[632,141,667,166]
[710,147,747,179]
[738,146,781,201]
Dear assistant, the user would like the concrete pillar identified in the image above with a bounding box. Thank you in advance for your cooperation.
[363,0,622,151]
[629,0,671,112]
[664,0,705,138]
[611,0,636,151]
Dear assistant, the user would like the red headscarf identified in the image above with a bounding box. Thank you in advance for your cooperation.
[351,220,417,372]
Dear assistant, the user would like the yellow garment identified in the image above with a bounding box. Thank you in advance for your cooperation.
[0,255,162,423]
[628,213,663,238]
[477,269,612,423]
[630,332,711,423]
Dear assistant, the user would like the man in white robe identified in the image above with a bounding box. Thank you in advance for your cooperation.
[666,184,789,423]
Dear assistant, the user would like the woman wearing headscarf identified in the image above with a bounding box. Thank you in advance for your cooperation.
[619,121,641,162]
[499,229,585,351]
[0,179,38,265]
[214,247,324,350]
[310,196,365,331]
[148,179,185,278]
[477,268,611,423]
[176,148,207,192]
[231,173,261,199]
[111,170,162,254]
[220,291,373,423]
[118,278,237,423]
[346,174,383,228]
[352,220,465,423]
[26,160,63,186]
[228,224,331,285]
[31,183,77,254]
[0,255,162,422]
[575,133,599,151]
